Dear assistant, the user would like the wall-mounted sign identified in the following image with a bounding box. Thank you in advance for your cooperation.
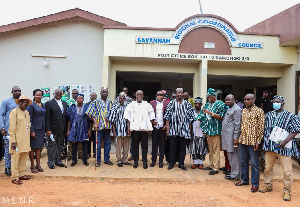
[157,53,250,61]
[136,16,263,49]
[204,42,215,48]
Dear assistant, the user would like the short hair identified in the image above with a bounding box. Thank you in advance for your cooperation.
[75,94,84,99]
[90,92,97,96]
[11,86,20,91]
[123,87,128,90]
[101,87,109,92]
[176,88,183,92]
[136,90,143,94]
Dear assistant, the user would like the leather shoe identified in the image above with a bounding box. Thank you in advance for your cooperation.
[56,163,65,167]
[19,175,31,180]
[83,162,89,166]
[150,161,156,167]
[203,167,212,170]
[12,179,22,185]
[159,162,163,168]
[95,162,101,167]
[117,163,123,167]
[128,156,134,161]
[251,186,259,193]
[168,165,174,170]
[191,164,199,169]
[133,162,138,168]
[225,175,235,180]
[123,162,132,166]
[5,168,11,175]
[104,160,114,165]
[208,170,219,175]
[143,162,148,169]
[234,181,249,186]
[199,164,203,169]
[178,164,187,171]
[70,161,77,167]
[49,165,55,169]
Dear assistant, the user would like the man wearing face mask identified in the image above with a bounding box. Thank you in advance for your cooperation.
[0,86,22,175]
[259,96,300,201]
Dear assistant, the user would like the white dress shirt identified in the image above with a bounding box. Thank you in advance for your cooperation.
[124,101,155,131]
[55,98,64,113]
[155,100,164,129]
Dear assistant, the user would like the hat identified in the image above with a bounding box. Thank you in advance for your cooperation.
[15,94,32,105]
[207,88,217,96]
[273,95,284,103]
[194,97,203,103]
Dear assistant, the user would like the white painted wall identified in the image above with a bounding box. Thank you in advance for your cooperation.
[0,21,104,102]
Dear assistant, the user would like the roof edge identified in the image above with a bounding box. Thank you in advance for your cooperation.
[0,8,126,34]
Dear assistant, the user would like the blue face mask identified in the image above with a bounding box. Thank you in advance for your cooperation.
[273,103,281,110]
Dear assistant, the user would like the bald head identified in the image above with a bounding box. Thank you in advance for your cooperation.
[225,94,235,108]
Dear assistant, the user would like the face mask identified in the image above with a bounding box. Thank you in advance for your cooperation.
[226,105,229,109]
[273,103,281,110]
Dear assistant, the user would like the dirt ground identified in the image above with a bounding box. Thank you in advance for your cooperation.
[0,175,299,207]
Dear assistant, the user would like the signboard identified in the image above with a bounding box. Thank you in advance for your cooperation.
[136,16,263,49]
[204,42,215,49]
[157,53,250,61]
[41,87,50,103]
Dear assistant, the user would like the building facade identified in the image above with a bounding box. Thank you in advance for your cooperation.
[0,6,299,113]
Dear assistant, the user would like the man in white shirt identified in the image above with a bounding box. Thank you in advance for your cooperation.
[150,91,169,168]
[124,90,155,169]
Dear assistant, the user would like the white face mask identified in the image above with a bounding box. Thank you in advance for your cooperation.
[273,103,282,110]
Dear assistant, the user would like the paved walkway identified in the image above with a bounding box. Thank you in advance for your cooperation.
[1,149,300,181]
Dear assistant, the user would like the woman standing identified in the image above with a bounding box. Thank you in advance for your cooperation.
[27,89,46,173]
[67,94,90,166]
[190,97,209,169]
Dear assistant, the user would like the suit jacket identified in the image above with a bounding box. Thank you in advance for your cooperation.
[45,98,68,135]
[221,103,242,152]
[150,100,169,125]
[27,101,45,132]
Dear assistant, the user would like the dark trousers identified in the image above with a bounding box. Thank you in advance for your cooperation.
[169,136,186,166]
[240,144,260,187]
[88,131,96,155]
[47,134,65,166]
[224,150,231,170]
[131,131,148,163]
[72,141,88,163]
[151,128,166,163]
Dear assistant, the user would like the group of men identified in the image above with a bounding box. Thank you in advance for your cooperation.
[1,85,299,201]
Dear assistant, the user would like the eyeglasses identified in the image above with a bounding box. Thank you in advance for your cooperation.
[244,98,254,102]
[157,94,164,96]
[13,90,21,92]
[72,93,78,95]
[21,100,29,103]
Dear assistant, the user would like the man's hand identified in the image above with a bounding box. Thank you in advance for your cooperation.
[166,128,169,136]
[11,142,17,149]
[31,132,36,138]
[94,123,99,131]
[233,139,239,147]
[1,129,7,136]
[152,121,158,125]
[254,143,260,151]
[46,131,51,137]
[88,130,92,138]
[203,109,211,114]
[127,129,131,136]
[66,130,70,137]
[279,141,287,148]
